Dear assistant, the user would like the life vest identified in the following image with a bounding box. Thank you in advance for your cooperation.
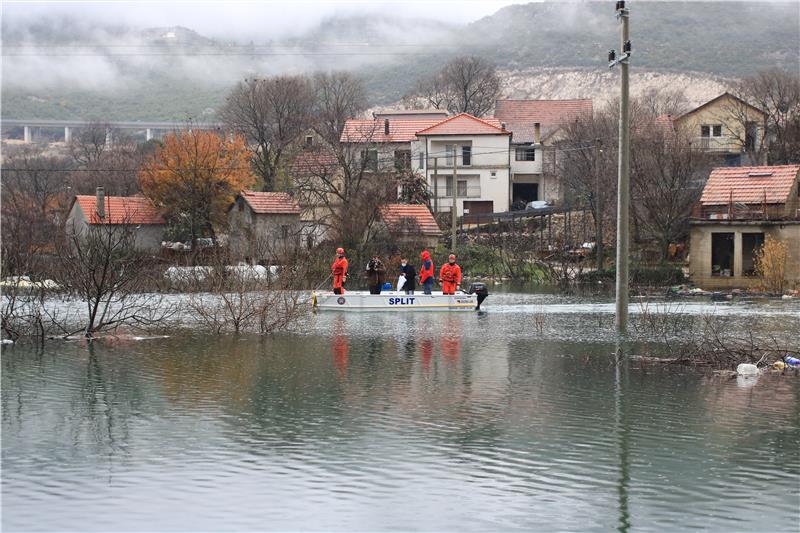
[332,257,348,276]
[420,252,434,282]
[440,263,461,284]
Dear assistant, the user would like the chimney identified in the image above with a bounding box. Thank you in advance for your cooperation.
[96,186,105,219]
[501,122,507,131]
[384,118,390,136]
[533,122,541,144]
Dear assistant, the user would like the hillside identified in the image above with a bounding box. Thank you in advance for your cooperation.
[2,2,797,121]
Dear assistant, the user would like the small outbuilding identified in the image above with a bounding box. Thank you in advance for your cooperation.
[375,203,442,249]
[228,191,305,263]
[66,187,166,252]
[689,165,800,290]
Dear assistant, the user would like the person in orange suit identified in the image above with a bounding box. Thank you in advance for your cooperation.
[438,254,462,295]
[332,247,348,294]
[419,250,435,294]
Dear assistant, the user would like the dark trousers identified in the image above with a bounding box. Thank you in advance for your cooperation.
[423,278,434,294]
[369,285,381,295]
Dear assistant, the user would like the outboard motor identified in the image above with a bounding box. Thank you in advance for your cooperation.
[468,282,489,310]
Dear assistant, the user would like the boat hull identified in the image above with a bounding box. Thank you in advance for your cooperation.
[312,291,478,312]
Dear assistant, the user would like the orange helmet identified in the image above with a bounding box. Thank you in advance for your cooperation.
[336,247,345,255]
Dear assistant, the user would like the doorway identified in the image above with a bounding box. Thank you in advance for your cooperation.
[513,183,539,208]
[711,232,735,276]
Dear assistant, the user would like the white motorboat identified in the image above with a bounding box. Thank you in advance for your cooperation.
[312,284,488,312]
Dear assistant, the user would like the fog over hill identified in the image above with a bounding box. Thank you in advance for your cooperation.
[2,2,797,121]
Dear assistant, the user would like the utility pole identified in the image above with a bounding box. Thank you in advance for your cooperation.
[596,138,604,271]
[608,0,631,334]
[433,157,439,214]
[451,146,458,251]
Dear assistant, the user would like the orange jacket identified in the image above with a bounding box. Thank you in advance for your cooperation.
[439,263,462,285]
[332,257,348,276]
[420,251,434,282]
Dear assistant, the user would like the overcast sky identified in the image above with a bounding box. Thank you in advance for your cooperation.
[2,1,533,39]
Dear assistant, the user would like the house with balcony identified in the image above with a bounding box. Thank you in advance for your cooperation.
[671,92,767,166]
[495,99,593,207]
[410,113,511,217]
[340,110,448,173]
[688,165,800,289]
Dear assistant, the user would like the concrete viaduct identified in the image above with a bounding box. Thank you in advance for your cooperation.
[1,119,225,144]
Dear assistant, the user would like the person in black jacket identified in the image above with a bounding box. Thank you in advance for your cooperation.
[365,256,386,294]
[400,258,417,294]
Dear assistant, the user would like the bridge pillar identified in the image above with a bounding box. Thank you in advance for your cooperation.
[23,126,31,143]
[145,128,153,141]
[64,126,72,143]
[105,127,113,148]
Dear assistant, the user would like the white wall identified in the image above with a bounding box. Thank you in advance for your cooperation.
[413,134,510,215]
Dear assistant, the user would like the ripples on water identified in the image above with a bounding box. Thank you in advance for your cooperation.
[2,294,799,532]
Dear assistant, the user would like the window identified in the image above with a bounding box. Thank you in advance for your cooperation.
[515,147,536,161]
[418,152,425,168]
[305,135,313,147]
[462,145,472,166]
[445,145,454,166]
[361,149,378,172]
[281,225,290,239]
[711,232,735,276]
[394,150,411,171]
[742,233,764,276]
[444,177,469,197]
[457,180,468,197]
[701,125,710,137]
[712,125,722,137]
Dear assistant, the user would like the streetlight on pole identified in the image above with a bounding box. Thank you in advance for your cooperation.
[608,0,631,334]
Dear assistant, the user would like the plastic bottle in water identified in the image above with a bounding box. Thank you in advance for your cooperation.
[784,355,800,367]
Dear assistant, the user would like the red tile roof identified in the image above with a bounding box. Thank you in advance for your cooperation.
[341,118,443,143]
[290,148,340,177]
[379,204,441,236]
[415,113,507,136]
[74,195,165,225]
[240,191,301,215]
[700,165,800,205]
[494,99,593,143]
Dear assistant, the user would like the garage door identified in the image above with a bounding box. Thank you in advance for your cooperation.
[463,201,493,215]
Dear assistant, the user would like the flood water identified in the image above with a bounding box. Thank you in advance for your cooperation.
[3,293,800,532]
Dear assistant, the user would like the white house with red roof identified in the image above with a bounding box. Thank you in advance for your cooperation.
[66,187,166,252]
[340,110,447,173]
[228,191,307,263]
[411,113,511,217]
[689,165,800,289]
[495,99,593,206]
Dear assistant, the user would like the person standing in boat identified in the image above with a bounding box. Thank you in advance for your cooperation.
[419,250,435,295]
[439,254,462,295]
[400,258,417,295]
[365,256,386,294]
[332,247,348,295]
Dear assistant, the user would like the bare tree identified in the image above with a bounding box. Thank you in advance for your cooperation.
[732,68,800,164]
[408,56,502,117]
[220,75,315,191]
[311,71,368,147]
[292,125,397,252]
[1,149,73,275]
[556,111,618,269]
[630,120,710,261]
[57,214,173,338]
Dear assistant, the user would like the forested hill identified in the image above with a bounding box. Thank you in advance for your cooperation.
[2,2,797,121]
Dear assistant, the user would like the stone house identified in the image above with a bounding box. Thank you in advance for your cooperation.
[65,187,166,252]
[494,99,593,207]
[228,191,304,263]
[689,165,800,289]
